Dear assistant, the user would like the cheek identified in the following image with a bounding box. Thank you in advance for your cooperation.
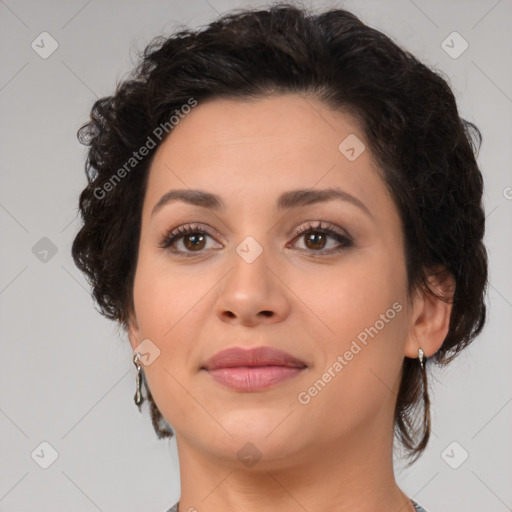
[291,248,405,341]
[296,296,407,437]
[294,252,407,400]
[131,252,206,339]
[130,256,203,422]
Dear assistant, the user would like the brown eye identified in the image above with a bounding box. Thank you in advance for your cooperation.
[159,224,222,257]
[183,233,206,251]
[304,231,328,250]
[290,222,353,255]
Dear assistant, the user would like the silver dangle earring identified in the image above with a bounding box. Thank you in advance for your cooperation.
[133,352,144,407]
[418,347,425,370]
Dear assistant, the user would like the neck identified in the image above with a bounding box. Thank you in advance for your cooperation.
[174,401,415,512]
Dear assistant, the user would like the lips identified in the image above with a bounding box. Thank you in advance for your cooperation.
[201,346,307,392]
[201,346,307,371]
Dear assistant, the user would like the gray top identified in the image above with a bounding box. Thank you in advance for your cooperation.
[166,498,428,511]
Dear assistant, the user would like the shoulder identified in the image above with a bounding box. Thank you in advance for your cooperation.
[165,500,429,512]
[411,498,430,512]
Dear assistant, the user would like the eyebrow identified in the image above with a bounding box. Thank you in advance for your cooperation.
[150,187,373,219]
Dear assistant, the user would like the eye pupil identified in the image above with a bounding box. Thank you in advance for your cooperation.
[305,232,326,250]
[184,233,206,250]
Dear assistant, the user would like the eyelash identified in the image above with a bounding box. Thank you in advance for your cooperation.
[158,221,352,258]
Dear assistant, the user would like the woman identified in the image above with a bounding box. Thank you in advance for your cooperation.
[72,3,487,511]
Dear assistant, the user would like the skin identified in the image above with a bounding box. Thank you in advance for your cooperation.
[127,94,454,512]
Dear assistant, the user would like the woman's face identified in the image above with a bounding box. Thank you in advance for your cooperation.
[128,94,420,468]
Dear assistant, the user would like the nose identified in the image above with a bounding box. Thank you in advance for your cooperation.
[214,242,291,327]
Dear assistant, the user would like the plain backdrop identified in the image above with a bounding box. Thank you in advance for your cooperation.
[1,1,511,511]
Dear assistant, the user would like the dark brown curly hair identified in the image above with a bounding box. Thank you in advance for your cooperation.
[71,2,488,465]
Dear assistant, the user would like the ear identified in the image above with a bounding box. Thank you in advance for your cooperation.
[126,307,140,353]
[404,267,456,359]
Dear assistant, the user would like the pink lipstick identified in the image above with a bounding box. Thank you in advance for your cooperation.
[201,346,307,391]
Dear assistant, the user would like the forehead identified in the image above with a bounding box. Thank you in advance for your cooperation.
[143,94,394,221]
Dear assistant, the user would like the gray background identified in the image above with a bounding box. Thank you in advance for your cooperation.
[1,0,511,511]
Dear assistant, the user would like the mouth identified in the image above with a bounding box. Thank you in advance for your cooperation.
[203,366,306,391]
[201,346,307,392]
